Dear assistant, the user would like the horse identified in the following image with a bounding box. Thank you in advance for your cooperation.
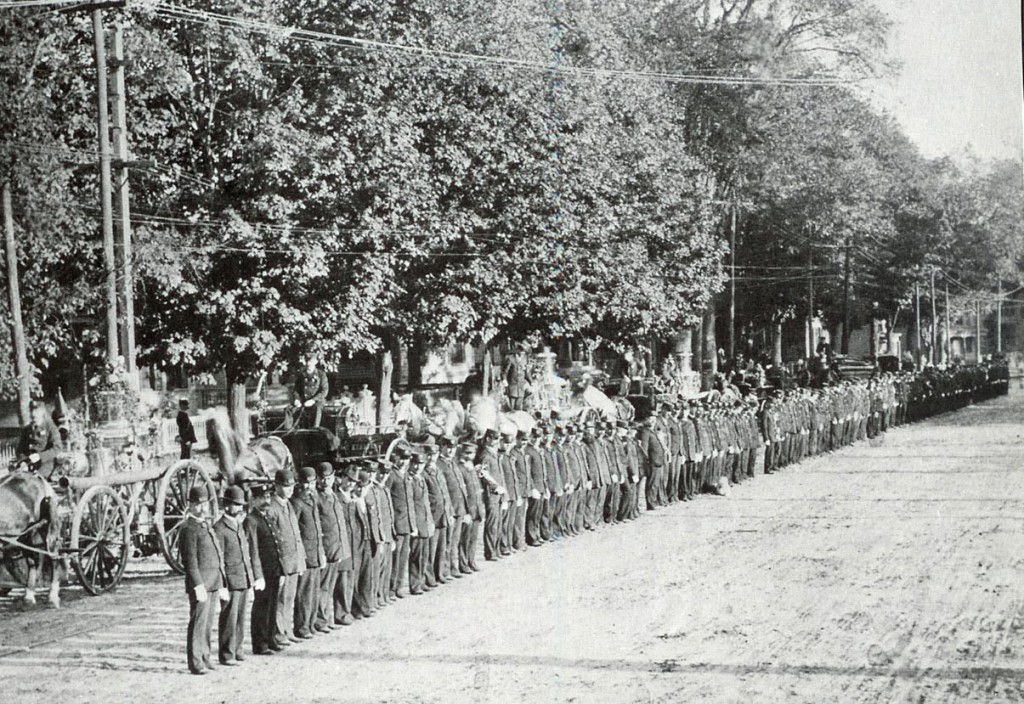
[205,415,294,487]
[0,470,62,608]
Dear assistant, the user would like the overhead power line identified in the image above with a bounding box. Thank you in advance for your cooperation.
[0,0,85,8]
[152,3,863,88]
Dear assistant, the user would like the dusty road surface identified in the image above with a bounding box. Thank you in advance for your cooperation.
[3,390,1024,703]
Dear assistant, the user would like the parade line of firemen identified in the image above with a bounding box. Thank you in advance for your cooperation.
[178,365,1008,675]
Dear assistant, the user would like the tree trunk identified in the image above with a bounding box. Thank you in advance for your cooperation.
[377,347,394,431]
[693,317,704,384]
[408,335,423,389]
[228,377,250,442]
[702,305,717,391]
[3,181,31,425]
[773,322,783,367]
[841,238,852,355]
[482,342,491,396]
[674,328,693,371]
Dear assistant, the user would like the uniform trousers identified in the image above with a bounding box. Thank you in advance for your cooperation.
[273,573,298,647]
[571,491,586,533]
[562,491,578,534]
[219,588,248,662]
[459,518,480,571]
[622,480,638,519]
[333,566,353,622]
[604,482,622,522]
[665,458,678,502]
[251,574,279,653]
[390,533,410,595]
[294,566,321,637]
[430,522,449,584]
[314,562,340,631]
[349,537,374,616]
[500,501,515,553]
[645,466,662,510]
[375,542,392,607]
[540,496,555,540]
[526,498,545,545]
[482,495,503,559]
[445,520,462,577]
[514,501,527,549]
[409,535,429,592]
[729,452,742,485]
[186,589,217,673]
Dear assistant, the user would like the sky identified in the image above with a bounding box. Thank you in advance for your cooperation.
[869,0,1023,162]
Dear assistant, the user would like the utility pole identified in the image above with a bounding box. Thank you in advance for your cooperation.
[976,299,982,363]
[92,7,119,366]
[841,237,852,355]
[914,282,922,370]
[929,268,937,365]
[110,24,137,389]
[807,248,814,359]
[997,280,1003,353]
[943,278,950,364]
[728,202,736,361]
[3,182,32,425]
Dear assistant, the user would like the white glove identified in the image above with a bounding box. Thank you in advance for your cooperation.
[304,399,315,408]
[611,474,619,483]
[586,481,593,490]
[530,489,541,500]
[28,453,40,464]
[254,578,266,592]
[516,499,523,507]
[194,584,208,603]
[218,588,230,602]
[411,529,419,538]
[501,502,509,511]
[462,515,472,525]
[544,491,551,500]
[633,475,640,484]
[293,399,301,407]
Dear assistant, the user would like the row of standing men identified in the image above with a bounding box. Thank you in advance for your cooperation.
[178,366,1009,674]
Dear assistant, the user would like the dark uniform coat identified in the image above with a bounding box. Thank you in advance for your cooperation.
[213,514,256,591]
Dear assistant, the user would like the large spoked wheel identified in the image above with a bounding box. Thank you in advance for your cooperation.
[72,486,130,595]
[155,461,217,575]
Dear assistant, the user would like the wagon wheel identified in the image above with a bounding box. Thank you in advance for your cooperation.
[72,485,130,595]
[155,461,217,575]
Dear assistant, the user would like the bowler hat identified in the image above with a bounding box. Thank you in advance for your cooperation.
[298,465,317,482]
[274,468,296,486]
[188,484,210,503]
[223,485,245,506]
[316,461,335,477]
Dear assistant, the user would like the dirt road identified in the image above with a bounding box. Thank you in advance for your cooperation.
[3,390,1024,703]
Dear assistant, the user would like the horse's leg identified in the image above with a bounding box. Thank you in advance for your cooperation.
[47,557,61,609]
[23,560,37,605]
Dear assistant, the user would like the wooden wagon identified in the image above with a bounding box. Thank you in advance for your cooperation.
[0,451,221,597]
